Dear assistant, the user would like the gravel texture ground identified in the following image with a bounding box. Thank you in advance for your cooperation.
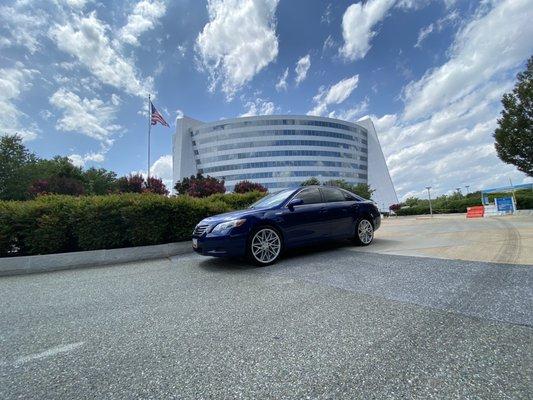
[1,247,532,399]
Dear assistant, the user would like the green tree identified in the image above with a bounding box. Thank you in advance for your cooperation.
[494,55,533,176]
[301,177,321,186]
[0,135,37,200]
[174,173,225,197]
[84,167,117,195]
[25,157,87,197]
[116,174,145,193]
[350,183,374,199]
[322,179,374,199]
[145,177,169,195]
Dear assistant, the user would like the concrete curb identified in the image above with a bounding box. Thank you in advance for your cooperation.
[0,242,193,276]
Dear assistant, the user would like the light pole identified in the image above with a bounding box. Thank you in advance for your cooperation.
[425,186,433,217]
[455,187,462,196]
[465,185,470,194]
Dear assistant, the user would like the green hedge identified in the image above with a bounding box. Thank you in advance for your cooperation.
[395,189,533,216]
[0,191,265,257]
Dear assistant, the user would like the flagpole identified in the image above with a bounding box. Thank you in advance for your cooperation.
[147,94,151,185]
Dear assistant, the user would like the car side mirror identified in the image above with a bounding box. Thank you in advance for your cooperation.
[288,198,304,210]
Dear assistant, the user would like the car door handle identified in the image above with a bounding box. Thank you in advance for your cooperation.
[320,207,327,213]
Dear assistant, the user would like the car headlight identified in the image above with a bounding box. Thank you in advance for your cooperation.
[211,219,246,233]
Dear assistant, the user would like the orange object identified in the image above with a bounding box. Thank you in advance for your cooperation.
[466,206,484,218]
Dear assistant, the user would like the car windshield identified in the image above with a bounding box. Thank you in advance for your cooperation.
[249,189,295,209]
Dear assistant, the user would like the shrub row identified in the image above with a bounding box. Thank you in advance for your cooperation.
[395,189,533,216]
[0,191,265,257]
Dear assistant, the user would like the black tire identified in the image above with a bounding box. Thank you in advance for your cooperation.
[353,217,374,246]
[247,226,283,266]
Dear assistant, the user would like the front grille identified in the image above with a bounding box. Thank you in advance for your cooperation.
[193,224,209,236]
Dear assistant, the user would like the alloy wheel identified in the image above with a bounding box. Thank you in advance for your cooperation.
[358,219,374,245]
[251,228,282,264]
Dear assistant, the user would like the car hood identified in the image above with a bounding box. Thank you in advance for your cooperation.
[199,209,261,225]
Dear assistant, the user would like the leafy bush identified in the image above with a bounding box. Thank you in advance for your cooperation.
[0,192,261,257]
[116,174,145,193]
[393,189,533,216]
[515,189,533,209]
[175,174,226,197]
[233,180,267,193]
[301,177,320,186]
[389,204,402,212]
[145,177,169,195]
[207,191,266,210]
[29,176,85,196]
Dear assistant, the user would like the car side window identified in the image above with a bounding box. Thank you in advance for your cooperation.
[343,191,356,201]
[321,187,346,203]
[293,188,322,205]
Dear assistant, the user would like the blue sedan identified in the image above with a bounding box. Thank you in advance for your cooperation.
[192,185,381,266]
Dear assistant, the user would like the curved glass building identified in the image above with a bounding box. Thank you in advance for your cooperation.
[173,115,397,210]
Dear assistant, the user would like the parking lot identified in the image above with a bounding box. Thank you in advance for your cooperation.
[358,214,533,265]
[1,238,532,399]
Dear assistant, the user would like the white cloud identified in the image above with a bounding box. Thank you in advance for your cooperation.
[369,1,533,199]
[60,0,92,8]
[321,3,333,24]
[150,154,173,190]
[415,10,459,48]
[275,68,289,92]
[39,110,53,120]
[240,98,276,117]
[294,54,311,85]
[196,0,280,99]
[414,24,434,48]
[119,0,167,46]
[329,98,369,122]
[0,65,38,141]
[50,88,121,146]
[403,0,533,120]
[49,12,152,97]
[176,44,187,57]
[308,75,359,116]
[364,113,398,133]
[396,0,431,9]
[322,35,336,53]
[340,0,395,61]
[0,4,47,53]
[68,151,105,168]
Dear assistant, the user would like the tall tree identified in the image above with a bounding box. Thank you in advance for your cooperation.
[116,174,145,193]
[145,177,169,195]
[322,179,374,199]
[494,56,533,176]
[0,135,37,200]
[84,167,117,195]
[300,177,320,186]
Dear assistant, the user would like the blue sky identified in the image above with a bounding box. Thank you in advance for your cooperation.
[1,0,532,199]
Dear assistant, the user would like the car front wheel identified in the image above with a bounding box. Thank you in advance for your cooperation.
[354,218,374,246]
[248,227,282,266]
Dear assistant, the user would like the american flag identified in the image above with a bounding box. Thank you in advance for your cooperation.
[150,101,169,127]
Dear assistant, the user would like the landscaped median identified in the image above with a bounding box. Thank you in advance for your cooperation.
[0,191,265,258]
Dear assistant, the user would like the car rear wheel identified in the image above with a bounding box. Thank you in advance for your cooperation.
[354,218,374,246]
[248,227,282,266]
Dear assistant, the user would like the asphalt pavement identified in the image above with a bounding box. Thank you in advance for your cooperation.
[1,246,532,399]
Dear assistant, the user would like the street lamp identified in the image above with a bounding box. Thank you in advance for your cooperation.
[465,185,470,194]
[425,186,433,217]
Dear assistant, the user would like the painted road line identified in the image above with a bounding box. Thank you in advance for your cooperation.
[14,342,84,366]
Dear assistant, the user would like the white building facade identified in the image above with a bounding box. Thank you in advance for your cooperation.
[173,115,398,210]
